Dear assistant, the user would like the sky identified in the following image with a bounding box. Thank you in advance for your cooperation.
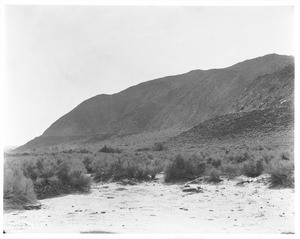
[2,5,294,146]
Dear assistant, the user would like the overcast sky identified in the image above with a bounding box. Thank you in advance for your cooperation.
[3,5,294,146]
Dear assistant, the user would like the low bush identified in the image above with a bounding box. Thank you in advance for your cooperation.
[280,151,292,161]
[21,155,91,199]
[206,158,222,168]
[131,163,149,180]
[92,157,112,182]
[241,159,264,178]
[69,170,92,190]
[222,163,241,179]
[99,145,122,154]
[227,151,253,163]
[77,148,91,154]
[83,156,94,174]
[164,154,206,182]
[153,142,165,151]
[62,149,75,154]
[34,176,66,199]
[267,159,294,188]
[261,153,274,164]
[165,155,188,182]
[4,163,37,210]
[92,154,162,182]
[109,158,131,180]
[148,165,160,179]
[206,168,222,183]
[112,158,159,181]
[136,147,150,152]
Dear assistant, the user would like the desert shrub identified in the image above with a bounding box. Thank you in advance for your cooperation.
[132,163,149,180]
[164,155,185,182]
[22,160,39,181]
[4,163,37,209]
[267,160,294,188]
[153,142,165,151]
[62,149,75,154]
[55,160,71,184]
[152,158,165,170]
[206,168,222,183]
[195,162,206,175]
[92,154,161,182]
[20,152,30,156]
[164,154,206,182]
[148,165,160,179]
[241,159,264,178]
[261,153,274,164]
[136,147,150,152]
[222,163,241,179]
[20,155,91,199]
[110,157,154,181]
[228,151,253,163]
[258,145,264,151]
[77,148,90,154]
[83,156,94,174]
[206,158,221,168]
[34,176,66,199]
[109,158,128,180]
[280,151,292,161]
[69,170,92,190]
[206,157,213,164]
[188,153,206,175]
[212,159,222,168]
[92,157,112,182]
[99,145,122,154]
[147,153,154,160]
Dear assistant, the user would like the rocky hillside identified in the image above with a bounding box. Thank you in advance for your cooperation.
[169,106,293,147]
[232,64,294,112]
[18,54,294,150]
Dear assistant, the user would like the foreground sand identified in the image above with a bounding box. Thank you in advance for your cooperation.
[3,174,294,234]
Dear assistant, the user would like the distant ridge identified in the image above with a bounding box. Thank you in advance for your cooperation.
[17,53,294,151]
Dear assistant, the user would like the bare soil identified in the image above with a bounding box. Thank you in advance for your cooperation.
[3,174,294,234]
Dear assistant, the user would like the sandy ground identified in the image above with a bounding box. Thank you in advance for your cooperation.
[3,174,294,234]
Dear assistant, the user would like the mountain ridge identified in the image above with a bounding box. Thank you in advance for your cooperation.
[17,53,294,151]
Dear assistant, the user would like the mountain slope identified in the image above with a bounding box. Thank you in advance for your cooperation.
[169,106,294,147]
[232,64,294,111]
[18,53,294,150]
